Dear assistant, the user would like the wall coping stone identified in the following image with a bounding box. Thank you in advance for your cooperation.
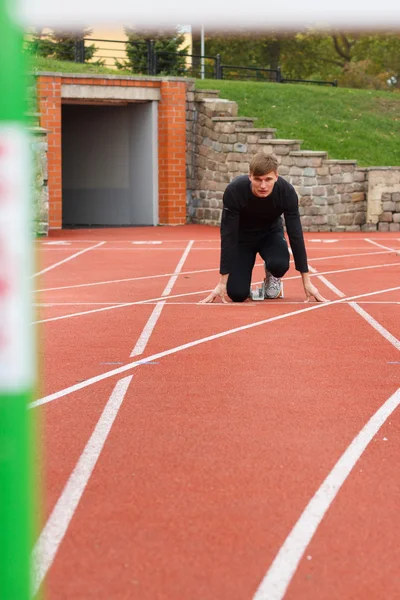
[194,89,220,95]
[211,116,256,122]
[290,151,328,157]
[366,166,400,171]
[35,71,194,83]
[260,139,303,145]
[324,159,357,164]
[236,127,276,133]
[29,126,48,135]
[202,98,232,103]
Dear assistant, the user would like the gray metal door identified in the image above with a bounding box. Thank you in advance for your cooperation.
[62,102,158,226]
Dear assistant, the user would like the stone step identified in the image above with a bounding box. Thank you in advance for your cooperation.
[259,138,303,155]
[211,116,256,123]
[235,127,276,139]
[194,89,220,100]
[290,151,328,157]
[289,150,328,167]
[202,98,238,118]
[28,125,47,136]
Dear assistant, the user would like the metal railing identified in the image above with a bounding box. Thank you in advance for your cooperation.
[27,34,338,86]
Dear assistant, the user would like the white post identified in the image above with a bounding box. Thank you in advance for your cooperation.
[200,24,205,79]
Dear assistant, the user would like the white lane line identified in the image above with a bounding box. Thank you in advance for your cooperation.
[253,265,400,599]
[33,262,400,326]
[308,266,346,298]
[31,375,133,597]
[349,302,400,350]
[29,285,400,410]
[365,238,400,253]
[130,241,194,357]
[308,264,399,350]
[32,242,105,278]
[34,250,392,294]
[253,387,400,600]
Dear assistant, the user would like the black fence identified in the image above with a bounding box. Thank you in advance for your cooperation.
[28,34,338,87]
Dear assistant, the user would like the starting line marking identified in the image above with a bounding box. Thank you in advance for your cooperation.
[131,241,162,244]
[29,284,400,410]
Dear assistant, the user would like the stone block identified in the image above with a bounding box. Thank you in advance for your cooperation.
[312,186,326,196]
[382,201,396,211]
[317,166,330,176]
[327,215,337,226]
[338,214,354,226]
[289,166,303,176]
[379,211,393,222]
[342,172,354,183]
[353,171,366,182]
[299,186,313,196]
[303,167,316,177]
[233,143,247,153]
[314,215,328,225]
[331,175,344,184]
[393,213,400,223]
[389,223,400,231]
[378,222,389,232]
[354,212,366,225]
[351,192,365,202]
[392,192,400,202]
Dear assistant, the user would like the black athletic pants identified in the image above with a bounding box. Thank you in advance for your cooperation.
[226,229,290,302]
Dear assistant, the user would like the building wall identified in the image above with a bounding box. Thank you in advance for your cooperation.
[36,73,187,228]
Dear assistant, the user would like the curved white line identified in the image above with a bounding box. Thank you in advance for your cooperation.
[253,387,400,600]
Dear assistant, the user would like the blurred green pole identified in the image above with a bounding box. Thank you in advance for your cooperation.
[0,0,36,598]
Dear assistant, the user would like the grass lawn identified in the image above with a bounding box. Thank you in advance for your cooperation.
[29,57,400,167]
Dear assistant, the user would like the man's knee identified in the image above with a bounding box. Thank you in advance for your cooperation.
[227,282,249,303]
[267,256,289,278]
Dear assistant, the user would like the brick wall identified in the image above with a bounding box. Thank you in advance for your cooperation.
[36,74,188,228]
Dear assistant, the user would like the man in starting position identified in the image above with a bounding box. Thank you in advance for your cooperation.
[201,152,327,304]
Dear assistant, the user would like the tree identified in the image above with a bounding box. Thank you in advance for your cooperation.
[116,28,188,76]
[27,28,98,63]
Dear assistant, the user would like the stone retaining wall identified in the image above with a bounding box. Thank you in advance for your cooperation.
[186,88,398,232]
[366,167,400,232]
[29,119,48,236]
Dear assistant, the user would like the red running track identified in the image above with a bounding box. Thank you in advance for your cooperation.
[31,226,400,599]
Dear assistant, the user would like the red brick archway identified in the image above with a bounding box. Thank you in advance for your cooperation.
[36,74,187,228]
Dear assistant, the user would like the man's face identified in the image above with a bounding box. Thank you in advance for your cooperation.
[249,170,278,198]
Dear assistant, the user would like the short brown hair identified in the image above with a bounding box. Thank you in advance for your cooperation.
[249,153,279,176]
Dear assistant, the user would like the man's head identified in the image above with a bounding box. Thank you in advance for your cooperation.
[249,153,279,198]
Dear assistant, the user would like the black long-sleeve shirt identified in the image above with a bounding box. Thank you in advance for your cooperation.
[220,175,308,274]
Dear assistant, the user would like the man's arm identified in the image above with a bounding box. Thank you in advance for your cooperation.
[283,184,328,302]
[301,272,328,302]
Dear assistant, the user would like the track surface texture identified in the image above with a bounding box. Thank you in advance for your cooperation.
[32,226,400,600]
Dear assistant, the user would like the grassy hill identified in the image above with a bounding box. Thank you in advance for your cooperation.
[30,57,400,167]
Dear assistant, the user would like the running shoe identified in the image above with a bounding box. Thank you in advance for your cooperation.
[264,268,284,299]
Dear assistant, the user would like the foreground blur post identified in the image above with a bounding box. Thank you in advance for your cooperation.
[0,0,37,598]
